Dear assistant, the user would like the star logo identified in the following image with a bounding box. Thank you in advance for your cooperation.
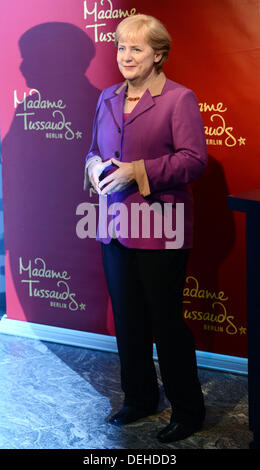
[76,131,82,139]
[239,326,247,335]
[80,303,86,311]
[238,137,246,146]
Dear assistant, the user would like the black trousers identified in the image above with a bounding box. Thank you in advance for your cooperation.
[101,238,205,424]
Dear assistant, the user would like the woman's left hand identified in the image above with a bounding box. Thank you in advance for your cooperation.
[98,158,135,195]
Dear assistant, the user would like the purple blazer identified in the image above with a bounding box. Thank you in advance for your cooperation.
[85,73,207,249]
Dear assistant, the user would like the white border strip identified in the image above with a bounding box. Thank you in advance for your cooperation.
[0,315,248,375]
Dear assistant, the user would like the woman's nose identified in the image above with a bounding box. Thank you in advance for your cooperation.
[123,49,133,62]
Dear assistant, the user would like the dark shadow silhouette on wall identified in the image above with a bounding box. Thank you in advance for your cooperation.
[191,155,236,282]
[2,22,109,333]
[185,155,237,355]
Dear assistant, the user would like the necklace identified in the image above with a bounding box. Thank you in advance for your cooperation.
[125,93,140,102]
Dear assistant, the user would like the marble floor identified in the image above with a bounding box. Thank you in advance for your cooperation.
[0,332,252,450]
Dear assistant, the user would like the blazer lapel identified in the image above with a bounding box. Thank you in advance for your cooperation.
[104,83,126,129]
[124,72,167,126]
[104,72,167,128]
[124,91,155,126]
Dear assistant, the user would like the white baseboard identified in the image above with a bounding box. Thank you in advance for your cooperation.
[0,315,248,375]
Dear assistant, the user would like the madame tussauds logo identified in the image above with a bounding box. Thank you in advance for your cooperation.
[83,0,136,43]
[76,198,185,249]
[19,257,86,312]
[14,89,82,141]
[199,101,246,147]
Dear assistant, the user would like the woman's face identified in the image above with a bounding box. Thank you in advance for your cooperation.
[117,33,161,83]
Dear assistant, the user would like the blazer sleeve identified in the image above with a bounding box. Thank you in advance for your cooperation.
[84,91,104,190]
[85,90,105,164]
[137,89,208,196]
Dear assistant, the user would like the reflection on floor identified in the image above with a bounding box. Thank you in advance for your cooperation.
[0,333,252,449]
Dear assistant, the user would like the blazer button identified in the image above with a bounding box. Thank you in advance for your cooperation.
[114,151,120,158]
[118,127,121,134]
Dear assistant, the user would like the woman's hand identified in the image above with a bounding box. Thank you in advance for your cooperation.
[98,158,135,195]
[88,159,112,194]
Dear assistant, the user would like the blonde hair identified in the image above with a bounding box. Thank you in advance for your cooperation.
[115,14,171,73]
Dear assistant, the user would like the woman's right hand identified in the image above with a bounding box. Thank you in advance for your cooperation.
[88,159,112,194]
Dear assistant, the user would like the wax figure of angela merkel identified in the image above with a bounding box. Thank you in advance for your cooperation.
[84,14,208,443]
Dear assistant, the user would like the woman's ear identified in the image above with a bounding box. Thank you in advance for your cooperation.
[154,53,163,63]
